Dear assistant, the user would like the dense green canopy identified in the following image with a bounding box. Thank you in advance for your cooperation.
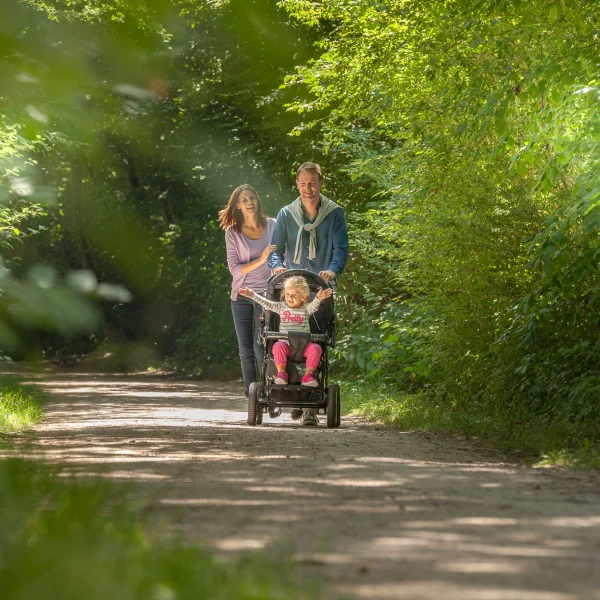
[1,0,598,425]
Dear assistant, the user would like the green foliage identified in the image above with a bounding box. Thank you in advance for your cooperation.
[1,0,318,368]
[0,117,48,252]
[0,459,314,599]
[538,443,600,470]
[2,0,598,441]
[283,0,600,428]
[0,377,45,433]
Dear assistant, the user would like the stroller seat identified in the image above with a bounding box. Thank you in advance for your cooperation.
[266,331,321,384]
[262,272,334,384]
[247,269,341,428]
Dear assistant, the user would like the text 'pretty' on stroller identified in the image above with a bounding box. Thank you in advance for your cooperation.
[247,269,341,428]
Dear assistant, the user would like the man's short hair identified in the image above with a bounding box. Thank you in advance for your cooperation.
[296,162,323,182]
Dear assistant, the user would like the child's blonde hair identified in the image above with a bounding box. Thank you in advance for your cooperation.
[282,276,310,303]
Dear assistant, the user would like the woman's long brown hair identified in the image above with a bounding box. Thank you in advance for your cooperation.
[218,184,268,232]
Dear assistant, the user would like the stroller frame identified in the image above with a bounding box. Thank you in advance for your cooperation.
[247,269,341,428]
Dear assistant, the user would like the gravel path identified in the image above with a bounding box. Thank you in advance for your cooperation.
[7,373,600,600]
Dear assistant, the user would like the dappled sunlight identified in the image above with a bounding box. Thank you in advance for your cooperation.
[451,517,520,526]
[439,560,523,574]
[36,406,249,429]
[160,499,285,507]
[215,538,270,551]
[45,388,210,398]
[6,374,600,600]
[340,581,578,600]
[547,516,600,528]
[57,469,171,481]
[2,0,599,596]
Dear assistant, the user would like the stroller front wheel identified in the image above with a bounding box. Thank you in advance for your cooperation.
[256,383,264,425]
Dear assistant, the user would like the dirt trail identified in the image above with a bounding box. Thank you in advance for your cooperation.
[6,373,600,599]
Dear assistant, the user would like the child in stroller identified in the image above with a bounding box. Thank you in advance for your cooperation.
[239,275,332,387]
[238,269,340,427]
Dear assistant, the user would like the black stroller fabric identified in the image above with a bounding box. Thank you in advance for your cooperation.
[287,331,311,362]
[261,270,335,399]
[262,270,335,340]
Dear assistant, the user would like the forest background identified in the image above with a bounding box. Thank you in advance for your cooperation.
[1,0,599,459]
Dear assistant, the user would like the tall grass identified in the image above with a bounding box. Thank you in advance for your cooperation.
[0,378,44,433]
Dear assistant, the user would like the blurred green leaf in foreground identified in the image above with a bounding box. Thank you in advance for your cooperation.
[0,458,314,599]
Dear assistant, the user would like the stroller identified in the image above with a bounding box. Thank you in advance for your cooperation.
[247,269,341,428]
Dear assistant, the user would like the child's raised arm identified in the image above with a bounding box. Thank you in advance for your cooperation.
[239,289,284,313]
[305,287,332,315]
[316,288,333,301]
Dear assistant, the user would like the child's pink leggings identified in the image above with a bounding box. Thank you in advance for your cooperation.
[273,341,322,370]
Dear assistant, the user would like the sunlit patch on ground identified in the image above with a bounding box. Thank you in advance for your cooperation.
[5,374,600,600]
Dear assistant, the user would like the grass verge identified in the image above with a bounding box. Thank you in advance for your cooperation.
[342,383,600,469]
[0,377,45,434]
[0,458,317,600]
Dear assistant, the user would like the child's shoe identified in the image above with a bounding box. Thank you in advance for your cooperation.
[301,372,318,387]
[274,371,288,385]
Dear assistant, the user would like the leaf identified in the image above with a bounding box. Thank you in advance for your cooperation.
[547,166,559,183]
[515,162,528,177]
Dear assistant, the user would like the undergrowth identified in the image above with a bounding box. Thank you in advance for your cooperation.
[342,383,600,469]
[0,377,45,434]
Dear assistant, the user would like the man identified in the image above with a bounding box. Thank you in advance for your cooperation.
[268,162,349,281]
[267,162,349,425]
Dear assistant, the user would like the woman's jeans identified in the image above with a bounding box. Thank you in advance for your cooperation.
[231,296,264,396]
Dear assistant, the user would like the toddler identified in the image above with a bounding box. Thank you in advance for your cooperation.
[239,275,333,387]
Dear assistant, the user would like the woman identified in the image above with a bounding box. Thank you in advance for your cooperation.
[219,184,277,401]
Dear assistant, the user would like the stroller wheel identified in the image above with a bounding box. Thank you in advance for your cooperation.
[256,383,264,424]
[326,384,341,429]
[247,382,260,426]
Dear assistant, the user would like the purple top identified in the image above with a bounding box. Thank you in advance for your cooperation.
[226,218,276,300]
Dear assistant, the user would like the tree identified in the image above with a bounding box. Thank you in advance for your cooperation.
[280,0,600,422]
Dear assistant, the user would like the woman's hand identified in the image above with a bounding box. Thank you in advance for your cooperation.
[239,245,278,275]
[239,288,255,299]
[317,287,333,301]
[260,244,278,264]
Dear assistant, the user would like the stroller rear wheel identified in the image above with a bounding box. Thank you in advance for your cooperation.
[327,384,341,429]
[247,382,261,426]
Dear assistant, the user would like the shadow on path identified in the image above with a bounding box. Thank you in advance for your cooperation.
[5,373,600,600]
